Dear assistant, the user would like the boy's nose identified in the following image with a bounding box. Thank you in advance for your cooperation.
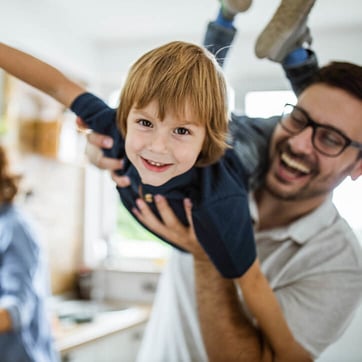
[149,132,168,153]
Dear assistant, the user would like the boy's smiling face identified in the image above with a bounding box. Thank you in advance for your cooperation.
[125,100,206,186]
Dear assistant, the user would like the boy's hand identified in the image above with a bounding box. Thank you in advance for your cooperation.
[77,117,131,187]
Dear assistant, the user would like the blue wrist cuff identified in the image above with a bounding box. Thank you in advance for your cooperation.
[215,8,234,29]
[283,47,309,66]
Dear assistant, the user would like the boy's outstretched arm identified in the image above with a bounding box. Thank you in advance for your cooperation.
[0,42,85,107]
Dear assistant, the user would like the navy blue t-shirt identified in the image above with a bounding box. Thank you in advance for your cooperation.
[71,93,256,278]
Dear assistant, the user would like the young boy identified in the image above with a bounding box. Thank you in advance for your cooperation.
[0,40,310,359]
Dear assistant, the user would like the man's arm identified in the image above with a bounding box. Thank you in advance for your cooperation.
[0,42,84,107]
[133,196,270,361]
[237,260,312,361]
[133,195,311,361]
[194,253,271,361]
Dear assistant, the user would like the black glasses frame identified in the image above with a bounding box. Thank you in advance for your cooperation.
[280,103,362,157]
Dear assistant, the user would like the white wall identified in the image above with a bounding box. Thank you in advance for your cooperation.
[0,0,96,81]
[1,1,361,101]
[224,25,362,111]
[317,303,362,362]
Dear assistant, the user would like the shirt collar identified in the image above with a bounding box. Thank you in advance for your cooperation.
[249,193,338,244]
[128,164,195,203]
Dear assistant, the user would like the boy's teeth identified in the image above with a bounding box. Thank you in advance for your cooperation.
[149,160,163,166]
[281,153,310,174]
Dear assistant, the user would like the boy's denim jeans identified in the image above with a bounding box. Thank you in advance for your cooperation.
[203,21,319,95]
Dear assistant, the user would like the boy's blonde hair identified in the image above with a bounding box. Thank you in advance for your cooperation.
[117,41,229,166]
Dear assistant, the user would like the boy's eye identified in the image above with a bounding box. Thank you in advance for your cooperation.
[174,127,190,135]
[138,119,152,127]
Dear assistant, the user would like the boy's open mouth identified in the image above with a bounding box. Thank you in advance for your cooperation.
[141,157,172,172]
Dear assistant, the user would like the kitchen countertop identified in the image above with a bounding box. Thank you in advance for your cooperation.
[53,300,151,354]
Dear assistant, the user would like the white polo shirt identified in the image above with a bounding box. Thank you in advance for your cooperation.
[137,196,362,361]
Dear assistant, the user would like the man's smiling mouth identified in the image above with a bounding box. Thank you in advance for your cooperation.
[281,152,311,175]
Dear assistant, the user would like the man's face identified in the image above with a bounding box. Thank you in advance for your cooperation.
[266,84,362,202]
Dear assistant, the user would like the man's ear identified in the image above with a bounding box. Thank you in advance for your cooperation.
[350,155,362,180]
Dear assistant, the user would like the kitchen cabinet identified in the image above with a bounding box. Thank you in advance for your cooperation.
[55,300,150,362]
[61,322,146,362]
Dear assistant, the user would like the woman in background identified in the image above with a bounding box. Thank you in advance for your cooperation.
[0,144,59,362]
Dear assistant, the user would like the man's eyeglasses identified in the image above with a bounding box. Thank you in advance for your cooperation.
[280,103,362,157]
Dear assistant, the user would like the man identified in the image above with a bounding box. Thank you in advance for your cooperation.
[86,1,362,360]
[132,62,362,362]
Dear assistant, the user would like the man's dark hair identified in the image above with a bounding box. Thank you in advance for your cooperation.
[312,61,362,100]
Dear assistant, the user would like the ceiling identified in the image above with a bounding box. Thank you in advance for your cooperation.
[1,0,361,101]
[30,0,362,42]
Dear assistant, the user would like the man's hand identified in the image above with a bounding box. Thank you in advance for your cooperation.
[133,195,208,260]
[77,117,131,188]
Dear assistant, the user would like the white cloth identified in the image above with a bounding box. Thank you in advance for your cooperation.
[137,196,362,361]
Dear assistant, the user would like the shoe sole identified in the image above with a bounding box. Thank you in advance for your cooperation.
[225,0,253,13]
[220,0,252,15]
[255,0,316,61]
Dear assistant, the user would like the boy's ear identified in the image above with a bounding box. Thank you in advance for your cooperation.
[350,155,362,180]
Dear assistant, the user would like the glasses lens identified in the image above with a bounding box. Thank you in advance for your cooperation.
[314,127,346,156]
[281,104,348,157]
[281,105,307,133]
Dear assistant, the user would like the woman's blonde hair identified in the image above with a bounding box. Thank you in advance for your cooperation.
[117,41,229,166]
[0,145,19,203]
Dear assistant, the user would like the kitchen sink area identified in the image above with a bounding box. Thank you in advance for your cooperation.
[54,298,131,325]
[51,296,150,360]
[49,268,160,361]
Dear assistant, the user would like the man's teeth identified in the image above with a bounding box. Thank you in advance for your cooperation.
[281,153,310,174]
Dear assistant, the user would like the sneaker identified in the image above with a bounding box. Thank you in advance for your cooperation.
[220,0,253,18]
[254,0,316,62]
